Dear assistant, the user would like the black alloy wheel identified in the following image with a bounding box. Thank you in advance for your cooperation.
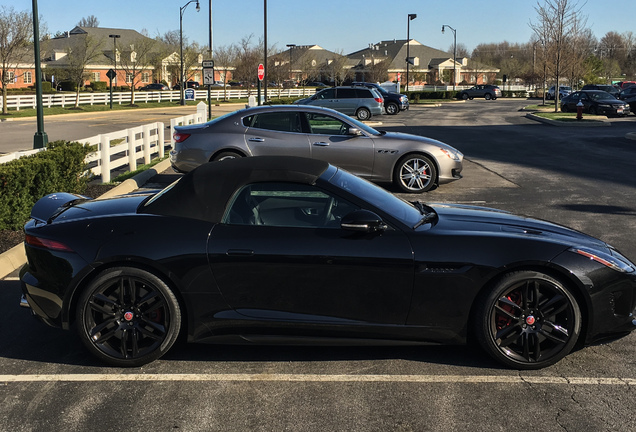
[589,106,597,115]
[474,271,581,369]
[485,93,492,100]
[462,93,469,100]
[77,267,181,367]
[386,102,399,115]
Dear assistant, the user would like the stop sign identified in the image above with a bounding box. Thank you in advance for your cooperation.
[258,63,264,81]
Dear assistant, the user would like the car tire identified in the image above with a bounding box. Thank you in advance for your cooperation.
[76,267,182,367]
[213,151,242,162]
[561,105,568,113]
[393,154,437,193]
[356,107,371,121]
[485,93,492,100]
[589,106,597,115]
[473,271,581,370]
[462,93,469,100]
[386,102,399,115]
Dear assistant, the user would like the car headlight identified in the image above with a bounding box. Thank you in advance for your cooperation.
[571,247,635,273]
[598,104,611,108]
[439,148,462,161]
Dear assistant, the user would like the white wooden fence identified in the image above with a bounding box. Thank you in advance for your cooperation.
[1,88,314,111]
[0,102,209,183]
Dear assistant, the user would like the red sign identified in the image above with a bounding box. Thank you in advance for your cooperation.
[258,63,264,81]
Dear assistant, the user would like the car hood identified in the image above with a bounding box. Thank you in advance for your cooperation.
[377,131,459,151]
[428,203,608,250]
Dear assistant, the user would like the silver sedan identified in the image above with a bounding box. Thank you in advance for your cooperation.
[170,105,463,193]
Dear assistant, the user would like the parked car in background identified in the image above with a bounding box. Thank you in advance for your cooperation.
[546,86,572,100]
[170,104,463,193]
[457,85,502,100]
[617,81,636,89]
[21,156,636,368]
[560,90,630,117]
[173,81,200,90]
[139,83,169,91]
[581,84,619,99]
[618,86,636,114]
[352,82,409,115]
[306,81,329,87]
[294,86,384,120]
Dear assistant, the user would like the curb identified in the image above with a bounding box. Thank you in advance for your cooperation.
[0,157,173,279]
[525,112,610,127]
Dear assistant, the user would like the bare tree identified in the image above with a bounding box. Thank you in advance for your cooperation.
[56,35,104,108]
[117,37,157,105]
[77,15,99,28]
[324,50,351,86]
[530,0,587,111]
[213,43,236,100]
[366,58,390,83]
[0,6,32,115]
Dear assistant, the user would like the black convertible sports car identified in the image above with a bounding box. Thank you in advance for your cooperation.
[20,157,636,369]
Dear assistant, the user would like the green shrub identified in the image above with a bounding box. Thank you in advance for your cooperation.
[0,141,92,230]
[90,81,108,92]
[41,82,52,92]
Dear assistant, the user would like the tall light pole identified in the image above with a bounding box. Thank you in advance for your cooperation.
[441,24,456,91]
[405,13,416,92]
[108,34,120,110]
[31,0,48,149]
[180,0,200,105]
[286,44,295,82]
[264,0,268,103]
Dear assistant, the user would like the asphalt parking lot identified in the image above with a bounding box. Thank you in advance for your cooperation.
[2,99,636,431]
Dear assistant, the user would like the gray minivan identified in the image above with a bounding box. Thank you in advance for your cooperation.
[294,86,384,120]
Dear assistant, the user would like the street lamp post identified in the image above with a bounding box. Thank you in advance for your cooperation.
[180,0,200,105]
[108,34,120,110]
[31,0,48,149]
[286,44,296,83]
[441,25,457,91]
[405,13,416,92]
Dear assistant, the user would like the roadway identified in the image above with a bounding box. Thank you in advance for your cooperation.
[2,100,636,431]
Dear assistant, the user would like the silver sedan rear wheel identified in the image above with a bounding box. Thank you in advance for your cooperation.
[394,154,437,193]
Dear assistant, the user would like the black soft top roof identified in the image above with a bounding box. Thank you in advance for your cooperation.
[142,156,331,223]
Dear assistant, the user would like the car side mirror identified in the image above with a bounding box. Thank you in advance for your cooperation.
[341,210,387,233]
[348,127,363,136]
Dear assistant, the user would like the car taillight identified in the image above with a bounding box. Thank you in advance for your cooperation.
[25,234,73,252]
[173,132,191,143]
[375,98,383,103]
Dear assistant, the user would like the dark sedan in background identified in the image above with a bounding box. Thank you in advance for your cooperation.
[170,105,463,193]
[457,85,502,100]
[560,90,630,117]
[619,86,636,114]
[20,157,636,369]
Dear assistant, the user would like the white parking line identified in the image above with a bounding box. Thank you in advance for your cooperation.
[1,374,635,385]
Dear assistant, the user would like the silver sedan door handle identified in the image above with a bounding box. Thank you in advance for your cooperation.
[248,137,265,142]
[312,142,330,147]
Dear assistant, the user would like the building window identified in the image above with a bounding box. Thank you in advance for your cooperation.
[24,71,32,84]
[126,73,133,83]
[6,71,15,83]
[142,72,150,83]
[93,72,100,82]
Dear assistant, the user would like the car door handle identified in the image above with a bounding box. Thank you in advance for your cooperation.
[226,249,254,256]
[248,138,265,142]
[313,142,330,147]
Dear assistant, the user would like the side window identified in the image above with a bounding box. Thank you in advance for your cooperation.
[224,183,358,229]
[245,112,302,133]
[316,88,335,100]
[304,113,350,135]
[337,88,357,99]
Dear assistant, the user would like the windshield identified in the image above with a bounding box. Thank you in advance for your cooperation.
[327,169,422,227]
[588,91,614,100]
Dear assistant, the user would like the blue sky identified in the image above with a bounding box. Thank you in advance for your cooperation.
[6,0,635,55]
